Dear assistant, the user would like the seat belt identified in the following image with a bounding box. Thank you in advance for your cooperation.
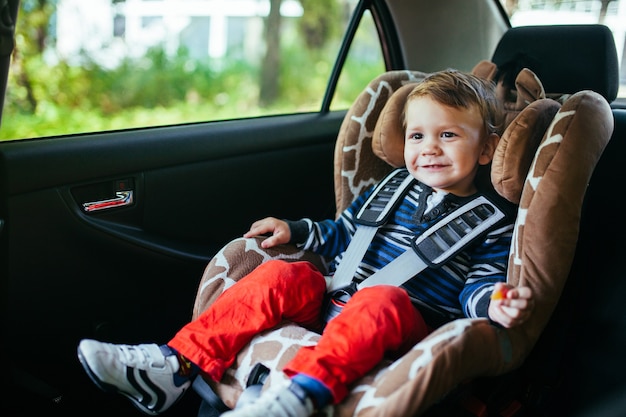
[327,168,507,293]
[329,168,415,291]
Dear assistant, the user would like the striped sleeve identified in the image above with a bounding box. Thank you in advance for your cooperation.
[460,222,514,319]
[296,186,375,261]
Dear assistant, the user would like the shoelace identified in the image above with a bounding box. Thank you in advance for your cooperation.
[117,344,165,369]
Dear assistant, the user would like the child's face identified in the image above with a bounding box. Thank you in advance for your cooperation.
[403,96,498,196]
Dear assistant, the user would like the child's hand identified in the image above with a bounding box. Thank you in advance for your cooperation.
[243,217,291,249]
[488,282,534,328]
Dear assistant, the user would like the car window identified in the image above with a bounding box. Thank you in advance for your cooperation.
[0,0,384,141]
[332,10,385,111]
[501,0,626,101]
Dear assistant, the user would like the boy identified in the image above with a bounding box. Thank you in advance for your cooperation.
[77,69,534,417]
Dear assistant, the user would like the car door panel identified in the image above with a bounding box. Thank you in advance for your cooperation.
[0,111,341,412]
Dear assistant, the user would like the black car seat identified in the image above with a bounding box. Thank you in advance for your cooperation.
[190,25,617,417]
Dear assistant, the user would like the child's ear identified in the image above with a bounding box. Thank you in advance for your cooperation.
[478,133,499,166]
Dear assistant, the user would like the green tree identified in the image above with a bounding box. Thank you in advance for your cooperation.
[9,0,54,113]
[260,0,282,106]
[259,0,342,106]
[298,0,339,49]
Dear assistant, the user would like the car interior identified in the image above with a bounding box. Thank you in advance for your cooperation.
[1,0,625,416]
[188,23,623,417]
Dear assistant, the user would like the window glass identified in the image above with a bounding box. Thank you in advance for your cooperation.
[501,0,626,100]
[1,0,385,141]
[331,10,385,110]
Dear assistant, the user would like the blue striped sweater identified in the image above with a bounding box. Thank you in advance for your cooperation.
[290,175,515,327]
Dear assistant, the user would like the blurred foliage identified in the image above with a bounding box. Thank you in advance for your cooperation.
[298,0,340,49]
[1,0,383,141]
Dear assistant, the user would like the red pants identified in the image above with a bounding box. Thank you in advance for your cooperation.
[168,259,429,403]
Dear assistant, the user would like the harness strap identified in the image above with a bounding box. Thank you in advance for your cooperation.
[355,168,414,226]
[358,195,505,289]
[328,168,415,292]
[411,195,506,267]
[328,168,506,293]
[328,226,378,291]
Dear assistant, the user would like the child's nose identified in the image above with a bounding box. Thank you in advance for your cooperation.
[420,136,439,154]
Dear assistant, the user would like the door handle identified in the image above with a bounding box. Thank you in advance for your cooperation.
[82,190,134,213]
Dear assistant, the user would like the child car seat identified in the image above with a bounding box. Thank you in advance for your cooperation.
[488,24,622,416]
[190,25,617,416]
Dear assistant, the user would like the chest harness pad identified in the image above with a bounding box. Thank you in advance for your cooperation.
[323,167,508,323]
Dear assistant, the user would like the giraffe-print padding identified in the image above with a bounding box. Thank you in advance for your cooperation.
[491,99,562,204]
[191,71,613,415]
[333,70,429,217]
[503,90,613,356]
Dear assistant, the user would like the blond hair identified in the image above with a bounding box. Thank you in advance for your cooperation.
[404,69,503,136]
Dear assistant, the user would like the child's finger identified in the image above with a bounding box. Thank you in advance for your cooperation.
[515,286,532,299]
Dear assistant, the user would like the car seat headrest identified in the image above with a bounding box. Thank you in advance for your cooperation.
[491,98,561,204]
[371,64,551,204]
[491,24,619,102]
[371,82,415,169]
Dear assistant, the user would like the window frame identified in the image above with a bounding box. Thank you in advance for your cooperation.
[322,0,400,112]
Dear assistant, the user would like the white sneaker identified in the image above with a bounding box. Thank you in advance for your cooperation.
[222,381,315,417]
[77,339,190,415]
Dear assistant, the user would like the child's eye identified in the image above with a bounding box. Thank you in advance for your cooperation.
[408,133,423,140]
[442,132,457,138]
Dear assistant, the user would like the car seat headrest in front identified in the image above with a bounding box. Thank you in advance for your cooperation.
[371,65,551,205]
[371,64,546,168]
[491,24,619,102]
